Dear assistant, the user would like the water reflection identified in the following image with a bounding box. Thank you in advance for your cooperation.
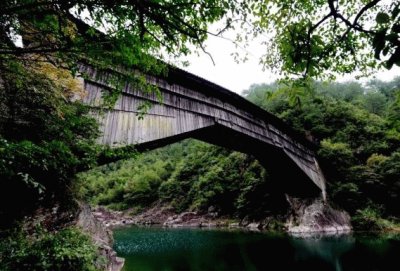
[113,227,400,271]
[290,234,355,271]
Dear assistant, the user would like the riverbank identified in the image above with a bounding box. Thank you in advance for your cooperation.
[92,197,356,234]
[90,201,400,234]
[91,204,285,231]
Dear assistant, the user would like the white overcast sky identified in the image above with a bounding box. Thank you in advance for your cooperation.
[181,33,400,95]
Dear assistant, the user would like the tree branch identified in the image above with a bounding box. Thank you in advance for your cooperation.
[329,0,380,35]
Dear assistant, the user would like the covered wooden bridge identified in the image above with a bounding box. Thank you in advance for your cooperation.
[79,64,326,199]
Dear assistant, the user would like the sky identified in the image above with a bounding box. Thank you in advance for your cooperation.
[181,33,400,95]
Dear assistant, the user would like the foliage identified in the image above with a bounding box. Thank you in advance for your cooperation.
[0,0,248,97]
[241,0,400,79]
[352,206,395,231]
[0,61,100,227]
[245,78,400,220]
[0,227,101,271]
[77,140,190,210]
[3,0,397,85]
[79,139,273,219]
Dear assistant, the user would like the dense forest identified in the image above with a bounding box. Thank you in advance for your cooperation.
[79,78,400,230]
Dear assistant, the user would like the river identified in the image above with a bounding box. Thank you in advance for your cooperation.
[113,226,400,271]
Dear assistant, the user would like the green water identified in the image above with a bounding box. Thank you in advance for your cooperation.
[113,226,400,271]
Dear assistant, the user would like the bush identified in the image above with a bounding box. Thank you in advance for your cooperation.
[0,227,101,271]
[352,206,394,231]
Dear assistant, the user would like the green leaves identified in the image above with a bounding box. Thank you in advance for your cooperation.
[237,0,400,79]
[79,138,270,217]
[0,227,101,271]
[245,79,400,218]
[372,29,387,59]
[376,12,390,24]
[0,61,101,226]
[371,3,400,69]
[0,0,240,94]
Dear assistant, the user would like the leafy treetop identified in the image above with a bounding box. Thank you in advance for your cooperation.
[238,0,400,80]
[0,0,246,75]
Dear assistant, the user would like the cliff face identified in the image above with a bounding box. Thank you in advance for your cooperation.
[76,204,124,271]
[286,196,352,234]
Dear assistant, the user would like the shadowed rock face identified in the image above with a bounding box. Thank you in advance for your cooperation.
[286,196,352,234]
[77,204,125,271]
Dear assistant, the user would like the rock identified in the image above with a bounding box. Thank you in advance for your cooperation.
[247,222,261,231]
[216,220,228,227]
[113,257,125,271]
[180,212,198,221]
[77,204,113,246]
[202,222,217,227]
[239,216,250,227]
[207,206,219,218]
[286,196,352,234]
[130,204,176,225]
[258,216,286,231]
[76,204,124,271]
[163,216,182,226]
[163,212,201,227]
[239,217,263,230]
[229,222,240,228]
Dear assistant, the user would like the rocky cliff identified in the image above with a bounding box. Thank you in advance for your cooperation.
[77,204,124,271]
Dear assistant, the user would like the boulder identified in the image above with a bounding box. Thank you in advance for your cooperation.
[286,196,352,234]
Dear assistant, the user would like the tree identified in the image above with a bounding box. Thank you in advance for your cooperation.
[360,91,388,116]
[0,0,246,81]
[241,0,400,79]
